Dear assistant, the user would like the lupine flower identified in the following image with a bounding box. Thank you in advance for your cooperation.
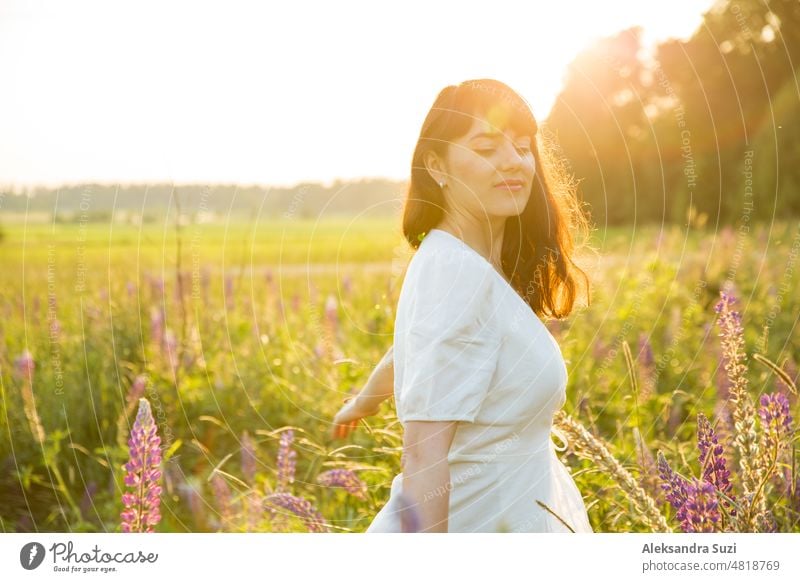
[714,291,763,519]
[758,392,792,445]
[150,306,164,345]
[697,413,732,494]
[241,431,257,484]
[657,451,688,510]
[697,413,736,517]
[677,478,720,533]
[317,469,367,500]
[276,430,296,492]
[126,281,136,298]
[637,332,656,399]
[13,350,35,382]
[342,274,352,296]
[263,492,328,532]
[555,411,670,531]
[121,398,163,533]
[210,473,233,529]
[758,392,793,451]
[324,294,338,328]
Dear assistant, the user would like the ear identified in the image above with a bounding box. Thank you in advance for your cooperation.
[423,150,446,185]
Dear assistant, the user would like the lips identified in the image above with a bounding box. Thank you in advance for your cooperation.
[494,178,525,188]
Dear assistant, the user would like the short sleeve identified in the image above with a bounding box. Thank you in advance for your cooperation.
[394,246,502,423]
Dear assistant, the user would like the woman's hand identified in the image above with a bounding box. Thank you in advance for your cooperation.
[330,395,381,439]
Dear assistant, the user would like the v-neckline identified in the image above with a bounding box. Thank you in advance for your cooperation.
[428,228,533,314]
[426,228,560,348]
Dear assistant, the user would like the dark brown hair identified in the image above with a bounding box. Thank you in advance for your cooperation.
[402,78,592,319]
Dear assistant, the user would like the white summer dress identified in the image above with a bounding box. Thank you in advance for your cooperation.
[366,228,593,533]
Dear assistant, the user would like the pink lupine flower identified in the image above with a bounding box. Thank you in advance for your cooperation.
[121,398,163,533]
[150,306,164,345]
[676,478,720,533]
[14,350,35,382]
[317,469,367,500]
[324,294,338,328]
[342,274,352,296]
[210,473,233,528]
[276,430,296,492]
[263,492,328,532]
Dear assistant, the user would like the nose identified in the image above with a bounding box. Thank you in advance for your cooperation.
[498,141,524,171]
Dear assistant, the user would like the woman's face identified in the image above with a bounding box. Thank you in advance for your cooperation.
[427,113,536,220]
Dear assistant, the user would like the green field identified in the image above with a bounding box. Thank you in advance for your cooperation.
[1,217,798,532]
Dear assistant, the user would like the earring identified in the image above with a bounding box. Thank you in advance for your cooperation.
[439,181,446,189]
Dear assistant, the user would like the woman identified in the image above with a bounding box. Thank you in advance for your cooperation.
[331,79,593,533]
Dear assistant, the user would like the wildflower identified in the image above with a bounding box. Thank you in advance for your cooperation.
[276,430,296,492]
[13,350,35,382]
[317,469,367,500]
[656,451,688,510]
[263,492,328,532]
[697,414,732,495]
[555,411,670,531]
[121,398,163,532]
[758,392,793,451]
[210,473,233,528]
[714,292,763,514]
[324,294,338,328]
[677,478,720,533]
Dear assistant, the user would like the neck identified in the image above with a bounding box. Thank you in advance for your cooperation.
[434,216,505,269]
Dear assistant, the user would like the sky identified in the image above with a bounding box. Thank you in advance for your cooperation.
[0,0,717,189]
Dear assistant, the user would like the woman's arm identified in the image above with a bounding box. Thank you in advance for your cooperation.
[351,343,395,414]
[330,344,395,439]
[401,420,458,532]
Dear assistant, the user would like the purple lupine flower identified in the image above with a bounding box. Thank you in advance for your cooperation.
[276,430,296,492]
[638,332,654,369]
[241,431,257,484]
[291,293,301,313]
[697,413,736,516]
[656,451,688,510]
[200,266,211,305]
[759,392,793,450]
[150,306,164,345]
[317,469,367,500]
[263,492,328,532]
[342,274,353,296]
[697,413,732,494]
[210,473,233,528]
[13,350,35,382]
[121,398,163,533]
[677,478,720,532]
[126,281,136,298]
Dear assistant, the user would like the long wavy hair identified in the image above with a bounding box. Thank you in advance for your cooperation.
[402,78,593,320]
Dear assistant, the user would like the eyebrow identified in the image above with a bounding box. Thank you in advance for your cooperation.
[469,131,530,142]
